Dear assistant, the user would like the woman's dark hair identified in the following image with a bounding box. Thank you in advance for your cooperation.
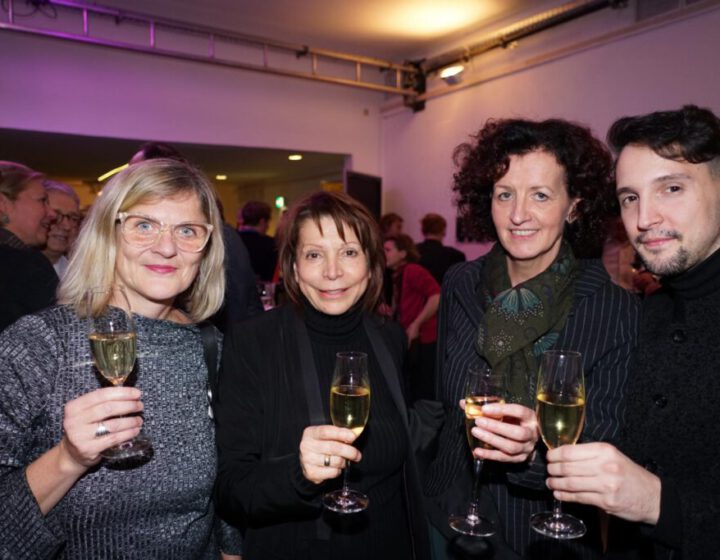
[608,104,720,176]
[279,191,385,311]
[385,233,420,264]
[453,118,615,258]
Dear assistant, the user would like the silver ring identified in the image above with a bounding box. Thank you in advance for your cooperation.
[95,422,110,438]
[323,455,331,467]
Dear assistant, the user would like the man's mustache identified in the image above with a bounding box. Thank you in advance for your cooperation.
[634,230,682,245]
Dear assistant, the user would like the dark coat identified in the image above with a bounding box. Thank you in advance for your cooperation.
[0,245,58,333]
[238,229,278,282]
[214,304,433,560]
[608,277,720,560]
[209,225,263,332]
[417,239,466,285]
[425,257,639,559]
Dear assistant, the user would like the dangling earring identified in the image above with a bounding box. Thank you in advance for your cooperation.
[0,214,9,225]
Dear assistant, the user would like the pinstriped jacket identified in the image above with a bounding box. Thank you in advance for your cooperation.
[424,257,640,559]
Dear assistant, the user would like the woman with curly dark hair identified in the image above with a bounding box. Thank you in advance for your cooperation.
[424,118,640,559]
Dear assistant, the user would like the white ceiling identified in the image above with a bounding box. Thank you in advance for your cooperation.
[95,0,552,61]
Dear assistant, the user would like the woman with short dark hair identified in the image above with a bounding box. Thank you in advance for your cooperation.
[215,191,432,559]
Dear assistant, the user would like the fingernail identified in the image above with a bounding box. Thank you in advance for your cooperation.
[476,418,488,428]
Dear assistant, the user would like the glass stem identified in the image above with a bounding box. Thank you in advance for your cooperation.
[341,459,350,496]
[466,458,484,522]
[552,498,563,519]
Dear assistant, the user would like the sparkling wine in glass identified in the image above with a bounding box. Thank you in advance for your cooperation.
[530,349,587,539]
[449,363,506,537]
[322,351,370,514]
[86,286,151,461]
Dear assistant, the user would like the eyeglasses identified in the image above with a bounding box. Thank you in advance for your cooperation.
[117,212,214,253]
[54,210,82,226]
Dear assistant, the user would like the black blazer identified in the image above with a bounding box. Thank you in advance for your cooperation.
[214,304,432,560]
[0,245,58,333]
[425,257,640,559]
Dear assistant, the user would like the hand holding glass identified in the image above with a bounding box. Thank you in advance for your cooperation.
[530,349,586,539]
[86,286,151,461]
[322,351,371,514]
[449,363,506,537]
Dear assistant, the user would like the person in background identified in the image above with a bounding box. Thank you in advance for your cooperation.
[417,213,466,285]
[237,200,278,282]
[379,212,404,239]
[42,180,82,279]
[215,191,432,560]
[379,212,405,306]
[425,118,639,559]
[0,158,241,559]
[384,233,441,402]
[0,161,58,332]
[130,142,262,330]
[546,105,720,560]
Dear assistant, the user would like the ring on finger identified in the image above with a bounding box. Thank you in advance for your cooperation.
[95,422,110,438]
[323,454,331,467]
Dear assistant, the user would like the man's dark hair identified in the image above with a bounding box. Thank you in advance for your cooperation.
[421,213,447,236]
[135,142,190,165]
[453,118,614,258]
[241,201,272,226]
[608,104,720,177]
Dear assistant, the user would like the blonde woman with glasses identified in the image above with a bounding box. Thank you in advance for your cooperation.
[0,159,241,559]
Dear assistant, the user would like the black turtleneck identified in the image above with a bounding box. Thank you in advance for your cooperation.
[301,298,412,559]
[661,246,720,300]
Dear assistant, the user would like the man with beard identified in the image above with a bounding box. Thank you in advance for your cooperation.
[42,180,81,279]
[545,105,720,559]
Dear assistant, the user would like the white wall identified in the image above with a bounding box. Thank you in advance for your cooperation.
[0,30,385,175]
[381,6,720,259]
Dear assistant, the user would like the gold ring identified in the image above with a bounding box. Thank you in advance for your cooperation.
[323,455,331,467]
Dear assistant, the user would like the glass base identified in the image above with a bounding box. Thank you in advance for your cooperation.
[322,488,369,514]
[449,513,495,537]
[530,511,586,540]
[101,434,152,461]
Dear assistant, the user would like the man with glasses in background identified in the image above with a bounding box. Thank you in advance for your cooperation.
[42,180,82,279]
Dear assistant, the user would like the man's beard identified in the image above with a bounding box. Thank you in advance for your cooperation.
[634,230,691,276]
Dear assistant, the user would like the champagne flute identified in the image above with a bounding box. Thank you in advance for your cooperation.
[530,349,586,539]
[322,351,371,514]
[449,363,506,536]
[86,286,151,461]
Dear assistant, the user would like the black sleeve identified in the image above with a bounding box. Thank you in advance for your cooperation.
[214,321,322,527]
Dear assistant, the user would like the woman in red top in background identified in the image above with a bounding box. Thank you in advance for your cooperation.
[384,233,441,402]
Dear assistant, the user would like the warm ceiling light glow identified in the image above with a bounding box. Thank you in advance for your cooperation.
[288,154,303,161]
[215,174,227,180]
[97,163,129,182]
[378,2,490,38]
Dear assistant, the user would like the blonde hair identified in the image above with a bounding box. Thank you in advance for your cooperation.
[59,159,225,321]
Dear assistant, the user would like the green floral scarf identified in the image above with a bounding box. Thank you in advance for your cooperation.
[476,241,578,406]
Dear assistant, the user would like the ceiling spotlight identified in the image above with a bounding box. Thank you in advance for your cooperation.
[288,154,303,161]
[440,64,465,85]
[215,174,227,181]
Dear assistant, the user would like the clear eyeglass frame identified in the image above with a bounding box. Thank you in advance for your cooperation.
[117,212,214,253]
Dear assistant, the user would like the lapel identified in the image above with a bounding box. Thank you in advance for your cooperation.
[451,259,486,330]
[290,308,327,426]
[362,315,408,430]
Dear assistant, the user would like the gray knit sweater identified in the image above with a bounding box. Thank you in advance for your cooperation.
[0,305,241,559]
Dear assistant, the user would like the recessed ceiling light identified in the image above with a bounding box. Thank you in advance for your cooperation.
[288,154,303,161]
[215,174,227,180]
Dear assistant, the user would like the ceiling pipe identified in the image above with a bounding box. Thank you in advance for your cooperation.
[420,0,628,76]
